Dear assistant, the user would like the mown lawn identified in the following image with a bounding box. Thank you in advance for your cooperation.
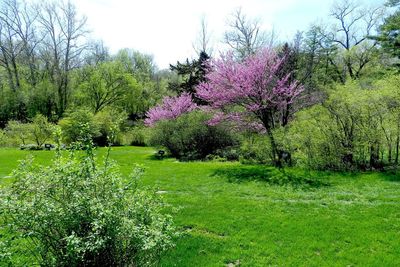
[1,146,400,266]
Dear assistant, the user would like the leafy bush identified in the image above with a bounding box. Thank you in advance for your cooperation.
[121,125,148,146]
[4,120,32,146]
[239,134,273,164]
[93,109,127,146]
[285,76,400,170]
[0,129,7,147]
[58,109,100,144]
[148,111,238,160]
[0,138,176,266]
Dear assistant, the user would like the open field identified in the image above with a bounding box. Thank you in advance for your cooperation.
[1,146,400,266]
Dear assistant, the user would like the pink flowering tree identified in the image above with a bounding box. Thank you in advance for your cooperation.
[144,93,197,126]
[196,49,303,166]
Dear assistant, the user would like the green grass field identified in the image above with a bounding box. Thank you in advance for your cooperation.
[1,146,400,266]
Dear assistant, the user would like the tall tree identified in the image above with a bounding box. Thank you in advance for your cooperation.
[224,8,275,59]
[38,0,88,117]
[197,49,303,166]
[320,0,385,81]
[168,51,210,104]
[193,16,213,56]
[373,2,400,63]
[76,61,138,113]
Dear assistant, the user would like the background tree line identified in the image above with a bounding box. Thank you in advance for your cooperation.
[0,0,170,128]
[0,0,399,170]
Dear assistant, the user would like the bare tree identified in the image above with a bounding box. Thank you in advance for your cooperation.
[193,16,213,56]
[0,0,24,91]
[224,8,276,59]
[84,39,110,66]
[38,0,88,116]
[6,0,40,86]
[322,0,385,81]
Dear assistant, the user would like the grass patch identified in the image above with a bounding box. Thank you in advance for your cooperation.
[1,146,400,266]
[213,165,329,188]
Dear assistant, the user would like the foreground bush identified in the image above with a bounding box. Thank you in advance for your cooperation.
[148,111,238,160]
[0,140,175,266]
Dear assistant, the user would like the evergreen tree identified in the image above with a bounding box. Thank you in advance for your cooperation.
[168,51,210,104]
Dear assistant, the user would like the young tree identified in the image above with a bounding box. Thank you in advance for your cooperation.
[31,114,53,146]
[197,49,303,166]
[5,120,31,145]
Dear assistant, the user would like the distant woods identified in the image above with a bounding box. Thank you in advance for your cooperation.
[0,0,399,170]
[0,0,167,126]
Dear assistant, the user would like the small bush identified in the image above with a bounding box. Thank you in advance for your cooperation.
[93,109,127,146]
[58,109,101,144]
[148,111,239,160]
[121,126,148,146]
[239,134,273,164]
[19,144,42,150]
[0,138,176,266]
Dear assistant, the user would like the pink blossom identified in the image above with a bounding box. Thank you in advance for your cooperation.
[196,49,303,133]
[144,93,197,126]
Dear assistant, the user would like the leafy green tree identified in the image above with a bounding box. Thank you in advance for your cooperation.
[76,61,138,113]
[31,114,54,147]
[114,49,168,121]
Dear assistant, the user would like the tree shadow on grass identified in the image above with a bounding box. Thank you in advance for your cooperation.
[379,170,400,182]
[213,165,330,189]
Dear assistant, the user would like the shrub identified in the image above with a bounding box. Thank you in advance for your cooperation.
[4,120,32,146]
[239,134,273,164]
[93,109,127,146]
[58,109,100,144]
[121,125,148,146]
[148,111,238,160]
[0,129,7,147]
[0,139,176,266]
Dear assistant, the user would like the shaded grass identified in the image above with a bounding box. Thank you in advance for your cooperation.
[1,147,400,266]
[213,165,329,188]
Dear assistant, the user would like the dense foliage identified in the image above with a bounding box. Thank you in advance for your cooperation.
[148,111,238,160]
[0,139,176,266]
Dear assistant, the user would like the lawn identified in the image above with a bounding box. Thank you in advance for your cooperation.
[1,146,400,266]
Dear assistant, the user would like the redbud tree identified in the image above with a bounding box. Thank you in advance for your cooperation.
[144,93,197,126]
[196,49,303,165]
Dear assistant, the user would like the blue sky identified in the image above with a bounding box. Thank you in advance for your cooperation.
[70,0,386,69]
